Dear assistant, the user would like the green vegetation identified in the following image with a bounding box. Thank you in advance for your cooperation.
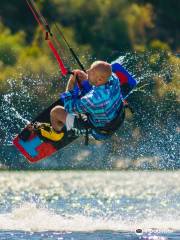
[0,0,179,169]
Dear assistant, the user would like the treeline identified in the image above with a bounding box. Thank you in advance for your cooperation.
[0,0,179,169]
[0,0,179,88]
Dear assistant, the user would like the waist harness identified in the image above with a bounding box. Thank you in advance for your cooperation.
[74,103,126,144]
[89,103,125,135]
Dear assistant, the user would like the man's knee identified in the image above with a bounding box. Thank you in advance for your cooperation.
[50,106,67,123]
[51,106,64,116]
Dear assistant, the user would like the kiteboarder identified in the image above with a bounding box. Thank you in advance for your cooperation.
[37,60,125,141]
[14,0,137,162]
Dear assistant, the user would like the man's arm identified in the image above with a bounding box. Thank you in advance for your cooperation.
[66,74,76,91]
[66,70,88,91]
[60,69,94,114]
[61,90,94,115]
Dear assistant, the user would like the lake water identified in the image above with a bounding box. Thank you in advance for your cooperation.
[0,171,179,239]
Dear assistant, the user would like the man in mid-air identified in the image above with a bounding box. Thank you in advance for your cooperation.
[38,60,125,141]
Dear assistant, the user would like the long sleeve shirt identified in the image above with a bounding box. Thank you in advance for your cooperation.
[60,76,122,128]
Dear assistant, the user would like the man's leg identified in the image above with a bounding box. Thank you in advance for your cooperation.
[36,106,68,142]
[37,105,76,141]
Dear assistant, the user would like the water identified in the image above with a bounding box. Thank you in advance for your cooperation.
[0,170,179,239]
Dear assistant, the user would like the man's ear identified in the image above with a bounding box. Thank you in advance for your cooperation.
[96,77,102,85]
[98,76,105,84]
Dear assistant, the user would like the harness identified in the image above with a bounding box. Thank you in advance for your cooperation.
[74,103,126,144]
[89,102,125,132]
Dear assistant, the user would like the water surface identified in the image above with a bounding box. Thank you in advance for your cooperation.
[0,171,179,239]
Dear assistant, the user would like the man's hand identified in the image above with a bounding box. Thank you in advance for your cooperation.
[73,70,88,83]
[66,70,87,91]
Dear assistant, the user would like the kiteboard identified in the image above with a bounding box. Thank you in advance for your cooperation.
[13,99,79,163]
[13,62,137,163]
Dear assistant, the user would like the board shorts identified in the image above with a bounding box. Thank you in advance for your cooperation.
[65,113,76,131]
[66,113,90,131]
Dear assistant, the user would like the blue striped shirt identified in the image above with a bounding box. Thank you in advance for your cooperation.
[61,76,122,128]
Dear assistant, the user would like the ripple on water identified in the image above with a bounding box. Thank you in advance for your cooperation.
[0,171,179,235]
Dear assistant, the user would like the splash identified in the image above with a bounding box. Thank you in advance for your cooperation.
[0,202,179,233]
[0,73,61,146]
[0,51,179,169]
[1,92,30,146]
[0,203,126,232]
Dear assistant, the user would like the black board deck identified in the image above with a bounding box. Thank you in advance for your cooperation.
[13,99,78,163]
